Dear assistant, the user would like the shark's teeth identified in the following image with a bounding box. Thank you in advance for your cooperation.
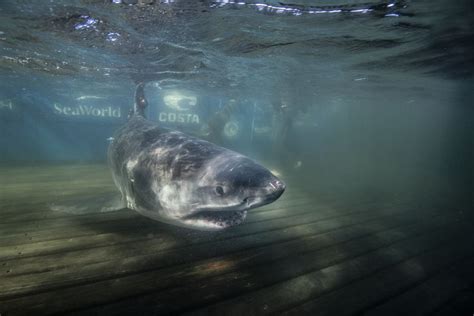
[183,210,247,229]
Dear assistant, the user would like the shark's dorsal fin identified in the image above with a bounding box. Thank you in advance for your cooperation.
[133,82,148,118]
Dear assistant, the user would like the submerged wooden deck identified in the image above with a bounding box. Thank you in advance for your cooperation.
[0,164,473,315]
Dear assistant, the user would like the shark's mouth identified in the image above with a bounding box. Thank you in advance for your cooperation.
[180,192,282,230]
[182,209,248,230]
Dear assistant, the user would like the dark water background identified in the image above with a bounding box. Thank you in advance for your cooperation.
[0,0,473,208]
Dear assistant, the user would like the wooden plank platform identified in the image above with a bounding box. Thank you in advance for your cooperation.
[0,164,472,315]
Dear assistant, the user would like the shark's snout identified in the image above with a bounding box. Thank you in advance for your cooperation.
[265,177,286,202]
[268,178,286,196]
[244,178,285,208]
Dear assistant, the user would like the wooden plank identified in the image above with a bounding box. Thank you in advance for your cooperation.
[71,219,471,316]
[0,210,140,237]
[278,230,474,316]
[0,205,405,278]
[431,290,474,316]
[0,196,408,245]
[0,192,121,223]
[181,220,474,316]
[0,196,399,253]
[0,200,315,247]
[0,202,410,273]
[0,199,407,261]
[431,304,465,316]
[361,257,474,316]
[0,209,444,299]
[0,201,312,258]
[2,201,406,254]
[0,212,462,315]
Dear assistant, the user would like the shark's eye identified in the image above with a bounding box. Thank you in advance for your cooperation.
[215,186,224,196]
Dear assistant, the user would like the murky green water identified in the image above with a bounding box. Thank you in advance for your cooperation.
[2,0,472,209]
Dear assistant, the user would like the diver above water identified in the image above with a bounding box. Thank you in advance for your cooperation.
[107,82,285,230]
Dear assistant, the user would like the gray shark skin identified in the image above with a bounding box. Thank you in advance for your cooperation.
[108,115,285,230]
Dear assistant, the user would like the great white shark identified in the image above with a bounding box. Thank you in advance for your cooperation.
[107,83,285,230]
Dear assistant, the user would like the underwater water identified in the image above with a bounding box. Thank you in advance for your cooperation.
[0,0,473,315]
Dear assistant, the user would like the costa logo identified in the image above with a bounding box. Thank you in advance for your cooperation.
[159,90,200,125]
[162,90,197,112]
